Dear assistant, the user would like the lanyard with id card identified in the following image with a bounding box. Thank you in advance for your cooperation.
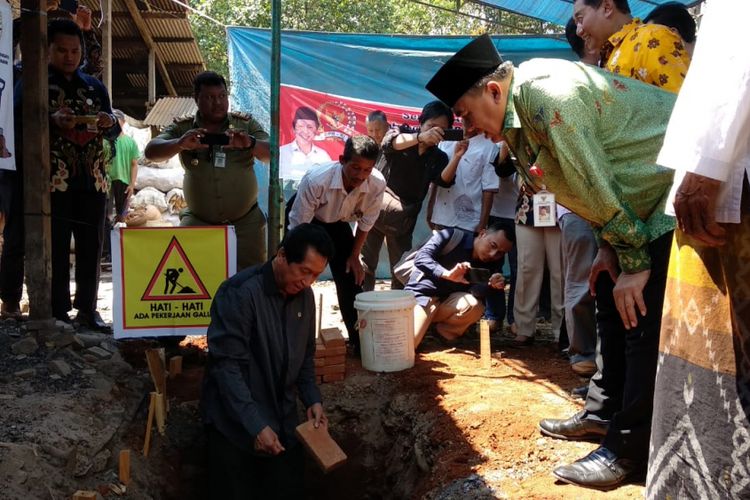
[524,146,557,227]
[533,185,557,227]
[213,146,226,168]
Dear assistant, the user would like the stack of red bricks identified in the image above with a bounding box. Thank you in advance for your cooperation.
[315,328,346,383]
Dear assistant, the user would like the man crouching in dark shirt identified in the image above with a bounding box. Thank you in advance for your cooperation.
[201,223,335,499]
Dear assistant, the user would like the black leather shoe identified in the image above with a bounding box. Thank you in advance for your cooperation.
[539,412,608,441]
[75,310,111,333]
[553,446,644,490]
[1,301,22,320]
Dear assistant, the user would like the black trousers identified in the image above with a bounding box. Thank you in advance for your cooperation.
[583,231,672,461]
[207,426,304,500]
[312,218,362,348]
[102,180,130,259]
[285,196,362,348]
[51,191,107,318]
[110,179,130,219]
[0,170,24,305]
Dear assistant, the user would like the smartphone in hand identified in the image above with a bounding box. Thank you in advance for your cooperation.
[200,133,230,146]
[442,128,464,141]
[466,267,491,284]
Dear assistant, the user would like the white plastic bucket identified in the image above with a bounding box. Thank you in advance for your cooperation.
[354,290,417,372]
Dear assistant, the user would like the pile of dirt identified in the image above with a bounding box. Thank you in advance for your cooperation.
[0,319,148,499]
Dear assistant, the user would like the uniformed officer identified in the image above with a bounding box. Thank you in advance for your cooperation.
[145,71,271,270]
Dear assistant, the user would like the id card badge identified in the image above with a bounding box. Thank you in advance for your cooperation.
[214,150,227,168]
[533,189,557,227]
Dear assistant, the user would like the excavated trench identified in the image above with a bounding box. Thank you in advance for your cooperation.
[146,367,439,500]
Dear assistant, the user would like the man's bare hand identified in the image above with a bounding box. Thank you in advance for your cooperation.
[588,244,619,296]
[613,270,650,329]
[417,127,444,147]
[75,5,93,31]
[177,128,209,152]
[226,130,253,150]
[454,139,469,158]
[674,172,726,246]
[488,272,505,290]
[254,426,285,455]
[306,403,328,430]
[96,111,115,129]
[443,262,470,284]
[51,107,76,130]
[345,254,365,285]
[125,184,135,197]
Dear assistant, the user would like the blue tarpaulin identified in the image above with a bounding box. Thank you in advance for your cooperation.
[475,0,702,26]
[228,28,575,213]
[228,29,573,128]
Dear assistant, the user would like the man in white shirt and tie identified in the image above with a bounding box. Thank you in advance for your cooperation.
[287,135,386,355]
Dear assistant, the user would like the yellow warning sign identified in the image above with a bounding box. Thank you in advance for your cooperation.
[141,236,212,301]
[113,226,236,337]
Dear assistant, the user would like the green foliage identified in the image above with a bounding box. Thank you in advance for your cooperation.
[189,0,561,76]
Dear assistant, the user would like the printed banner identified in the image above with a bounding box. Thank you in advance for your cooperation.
[112,226,237,338]
[279,85,423,182]
[0,1,15,171]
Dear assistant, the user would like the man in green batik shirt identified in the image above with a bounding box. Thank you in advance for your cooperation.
[426,35,676,489]
[145,71,271,271]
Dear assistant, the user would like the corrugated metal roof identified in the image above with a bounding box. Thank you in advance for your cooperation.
[71,0,206,117]
[145,17,195,38]
[143,96,197,127]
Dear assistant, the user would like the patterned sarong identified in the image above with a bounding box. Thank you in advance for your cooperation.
[647,189,750,499]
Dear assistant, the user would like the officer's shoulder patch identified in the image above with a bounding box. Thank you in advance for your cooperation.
[230,111,252,121]
[173,114,194,124]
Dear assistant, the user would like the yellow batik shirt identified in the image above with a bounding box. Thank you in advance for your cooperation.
[601,18,690,93]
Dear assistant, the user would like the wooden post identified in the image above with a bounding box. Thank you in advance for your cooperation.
[21,0,52,321]
[102,0,112,93]
[316,293,323,340]
[148,49,156,106]
[168,356,183,379]
[480,319,491,370]
[143,392,157,456]
[118,449,131,485]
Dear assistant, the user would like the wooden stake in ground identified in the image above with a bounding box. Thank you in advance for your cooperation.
[118,449,131,485]
[145,348,168,412]
[154,392,166,435]
[72,491,97,500]
[143,392,157,457]
[316,292,323,340]
[168,356,183,379]
[480,319,491,369]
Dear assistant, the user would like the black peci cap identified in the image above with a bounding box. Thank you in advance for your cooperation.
[426,34,503,107]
